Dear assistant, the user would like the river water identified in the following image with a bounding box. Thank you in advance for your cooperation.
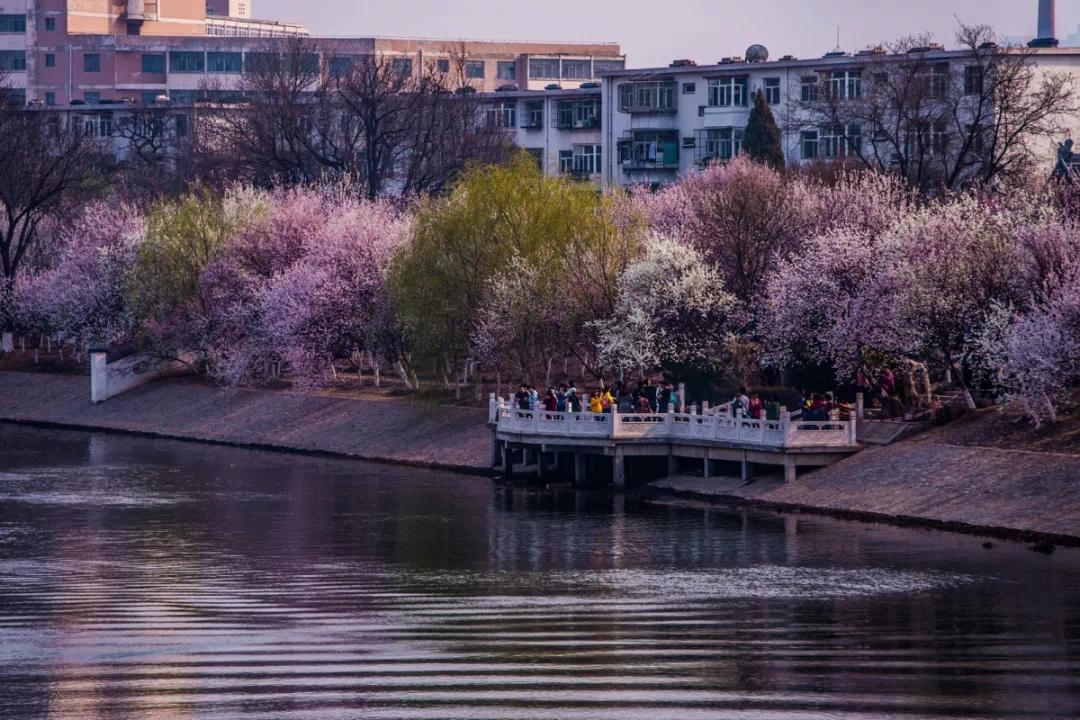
[1,424,1078,719]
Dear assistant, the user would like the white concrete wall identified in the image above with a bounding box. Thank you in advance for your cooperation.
[90,351,194,404]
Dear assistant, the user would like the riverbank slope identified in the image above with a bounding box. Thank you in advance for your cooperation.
[0,371,491,471]
[653,411,1080,544]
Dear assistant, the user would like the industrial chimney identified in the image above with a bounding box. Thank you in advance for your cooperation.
[1029,0,1059,47]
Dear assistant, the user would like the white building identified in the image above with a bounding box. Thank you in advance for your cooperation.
[479,86,604,181]
[599,46,1080,188]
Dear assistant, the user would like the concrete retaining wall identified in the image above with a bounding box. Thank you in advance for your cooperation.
[0,371,492,471]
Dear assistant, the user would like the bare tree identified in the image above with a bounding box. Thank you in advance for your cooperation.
[790,24,1075,193]
[113,104,196,198]
[198,38,509,198]
[197,38,325,187]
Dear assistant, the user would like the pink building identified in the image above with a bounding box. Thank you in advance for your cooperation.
[0,1,623,106]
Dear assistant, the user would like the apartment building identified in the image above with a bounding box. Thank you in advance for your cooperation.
[0,1,623,106]
[600,44,1080,188]
[479,86,603,180]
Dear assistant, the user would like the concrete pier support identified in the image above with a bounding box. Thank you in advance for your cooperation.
[703,457,714,479]
[613,448,627,488]
[741,456,754,482]
[667,454,678,477]
[574,452,587,485]
[491,434,501,468]
[783,455,797,483]
[501,443,514,482]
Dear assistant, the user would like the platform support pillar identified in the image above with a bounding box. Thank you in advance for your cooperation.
[613,447,627,488]
[783,455,797,483]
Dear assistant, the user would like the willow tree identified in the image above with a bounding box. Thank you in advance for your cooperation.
[390,152,645,385]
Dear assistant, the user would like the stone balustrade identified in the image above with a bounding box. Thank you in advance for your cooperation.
[489,396,857,449]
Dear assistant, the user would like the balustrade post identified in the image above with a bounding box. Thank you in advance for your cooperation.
[678,382,686,413]
[488,393,497,425]
[612,410,621,439]
[856,392,865,420]
[780,410,792,448]
[702,400,710,415]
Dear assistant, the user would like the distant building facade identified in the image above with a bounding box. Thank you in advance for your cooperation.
[0,1,623,107]
[599,47,1080,187]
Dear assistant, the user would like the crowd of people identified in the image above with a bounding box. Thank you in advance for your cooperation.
[513,378,682,415]
[510,379,863,423]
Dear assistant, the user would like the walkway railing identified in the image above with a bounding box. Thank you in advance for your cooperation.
[489,397,857,449]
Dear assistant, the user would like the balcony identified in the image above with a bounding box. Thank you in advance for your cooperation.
[555,100,602,130]
[618,130,679,172]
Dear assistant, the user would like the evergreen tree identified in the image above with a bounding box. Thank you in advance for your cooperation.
[743,90,785,170]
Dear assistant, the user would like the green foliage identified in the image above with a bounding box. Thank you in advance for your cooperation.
[126,188,231,325]
[743,90,785,171]
[389,152,644,370]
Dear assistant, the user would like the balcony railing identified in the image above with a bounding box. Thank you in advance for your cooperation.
[490,398,857,449]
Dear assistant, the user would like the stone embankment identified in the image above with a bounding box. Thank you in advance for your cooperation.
[653,426,1080,545]
[1,370,1077,544]
[0,371,491,472]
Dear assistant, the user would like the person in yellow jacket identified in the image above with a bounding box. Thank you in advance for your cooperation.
[588,391,604,414]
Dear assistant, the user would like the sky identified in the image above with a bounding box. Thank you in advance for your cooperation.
[257,0,1080,67]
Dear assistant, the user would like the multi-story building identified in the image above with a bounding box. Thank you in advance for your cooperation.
[478,86,603,180]
[0,1,623,106]
[599,44,1080,188]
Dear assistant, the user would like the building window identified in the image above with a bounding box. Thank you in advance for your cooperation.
[83,92,101,105]
[822,123,862,158]
[618,81,677,113]
[707,76,748,107]
[697,127,743,163]
[436,58,450,73]
[0,51,26,71]
[0,14,26,33]
[682,82,696,94]
[465,60,485,79]
[328,55,354,77]
[559,149,574,174]
[681,136,696,149]
[44,17,55,31]
[800,76,818,102]
[83,53,101,73]
[391,57,412,76]
[763,77,781,105]
[561,59,591,79]
[919,64,949,98]
[522,100,543,128]
[556,99,601,129]
[169,51,204,73]
[482,100,515,129]
[141,53,165,73]
[572,144,601,175]
[207,51,242,73]
[593,59,625,74]
[964,65,983,95]
[827,70,861,100]
[800,130,819,159]
[496,61,516,80]
[529,58,559,80]
[44,53,55,68]
[44,92,56,106]
[175,114,188,138]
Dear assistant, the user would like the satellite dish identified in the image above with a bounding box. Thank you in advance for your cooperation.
[746,44,769,63]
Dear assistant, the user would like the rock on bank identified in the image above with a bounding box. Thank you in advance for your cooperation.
[0,371,492,471]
